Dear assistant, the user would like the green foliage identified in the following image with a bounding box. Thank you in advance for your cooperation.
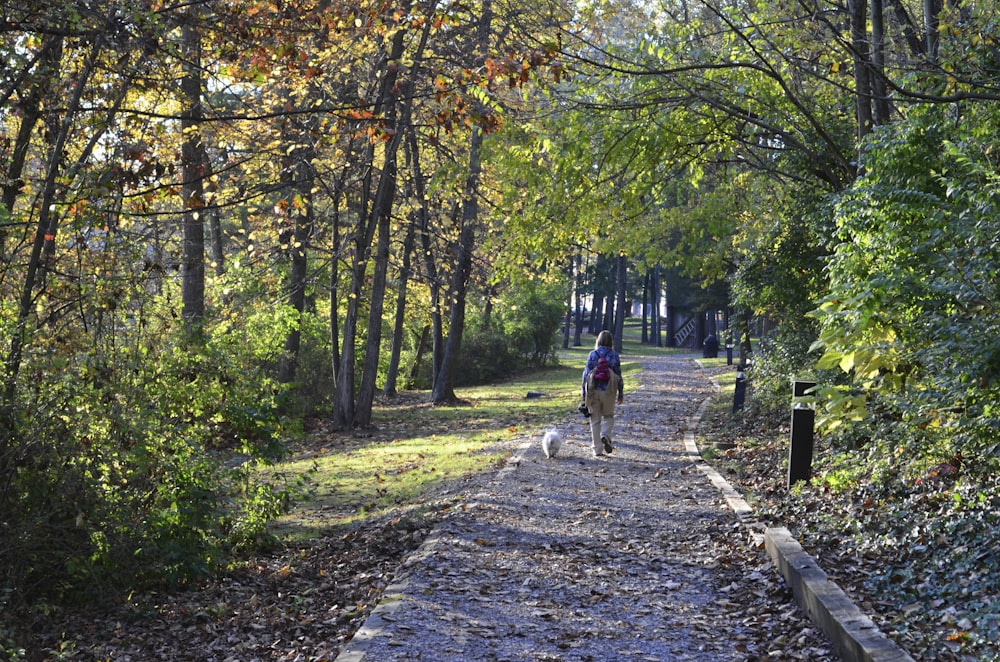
[282,311,335,415]
[493,277,568,367]
[446,277,567,387]
[745,324,824,417]
[731,190,832,329]
[811,107,1000,477]
[0,303,292,615]
[456,323,520,386]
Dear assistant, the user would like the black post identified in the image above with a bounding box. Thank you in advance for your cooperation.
[732,365,747,413]
[788,379,816,487]
[726,343,733,365]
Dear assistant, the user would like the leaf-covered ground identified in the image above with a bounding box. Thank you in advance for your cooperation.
[22,358,997,661]
[696,365,1000,662]
[26,496,454,660]
[23,355,826,661]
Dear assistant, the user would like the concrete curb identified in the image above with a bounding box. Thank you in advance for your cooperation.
[690,363,914,662]
[765,527,915,662]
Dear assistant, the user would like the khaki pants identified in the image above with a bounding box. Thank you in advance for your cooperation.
[586,386,617,455]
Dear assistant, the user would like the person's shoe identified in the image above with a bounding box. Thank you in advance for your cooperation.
[578,404,591,418]
[602,436,613,454]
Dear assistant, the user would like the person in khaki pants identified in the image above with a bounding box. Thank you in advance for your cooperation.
[581,331,624,457]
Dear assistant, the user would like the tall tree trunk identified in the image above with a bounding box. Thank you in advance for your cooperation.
[356,137,401,424]
[641,269,650,344]
[333,29,406,429]
[411,130,444,387]
[590,294,602,335]
[208,204,225,276]
[432,126,483,404]
[924,0,941,61]
[573,250,584,347]
[328,171,347,390]
[871,0,891,125]
[602,294,614,333]
[653,265,663,347]
[277,145,315,385]
[384,218,416,397]
[613,254,626,352]
[333,189,370,428]
[180,17,205,329]
[562,256,573,349]
[850,0,874,144]
[356,27,415,426]
[3,36,97,416]
[665,303,676,347]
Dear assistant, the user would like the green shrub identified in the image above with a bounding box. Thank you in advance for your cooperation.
[457,323,521,385]
[745,324,825,417]
[0,313,291,617]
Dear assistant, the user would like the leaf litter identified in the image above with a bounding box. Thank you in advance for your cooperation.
[33,356,840,661]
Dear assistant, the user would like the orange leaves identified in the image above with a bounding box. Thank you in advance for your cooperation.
[344,108,376,122]
[482,48,561,89]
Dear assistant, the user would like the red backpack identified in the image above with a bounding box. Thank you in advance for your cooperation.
[592,356,611,382]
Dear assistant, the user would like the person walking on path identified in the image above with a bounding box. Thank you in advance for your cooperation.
[581,330,624,457]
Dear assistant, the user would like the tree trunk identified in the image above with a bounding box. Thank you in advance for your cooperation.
[573,250,584,347]
[409,324,431,385]
[924,0,941,61]
[333,29,407,428]
[278,144,314,385]
[384,218,416,397]
[653,265,663,347]
[333,191,370,429]
[432,127,483,404]
[180,18,205,329]
[850,0,874,144]
[356,140,400,424]
[3,36,97,415]
[665,303,676,347]
[562,256,573,349]
[871,0,891,125]
[328,174,345,391]
[613,253,626,352]
[641,269,650,344]
[356,28,411,426]
[590,294,602,335]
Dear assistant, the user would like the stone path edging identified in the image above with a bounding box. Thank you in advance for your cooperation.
[692,369,915,662]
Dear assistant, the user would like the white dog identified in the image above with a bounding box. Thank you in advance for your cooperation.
[542,428,562,458]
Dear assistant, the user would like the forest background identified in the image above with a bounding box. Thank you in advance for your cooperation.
[1,0,998,658]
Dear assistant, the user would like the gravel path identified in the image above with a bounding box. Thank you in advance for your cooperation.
[336,355,838,661]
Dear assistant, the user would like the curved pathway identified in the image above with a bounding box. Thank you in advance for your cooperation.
[336,355,837,661]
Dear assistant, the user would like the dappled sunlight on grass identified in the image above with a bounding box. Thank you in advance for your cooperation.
[262,364,579,540]
[263,334,692,541]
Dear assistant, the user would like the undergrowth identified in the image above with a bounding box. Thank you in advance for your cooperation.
[697,362,999,661]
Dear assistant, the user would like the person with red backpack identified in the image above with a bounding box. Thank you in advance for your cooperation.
[581,330,624,457]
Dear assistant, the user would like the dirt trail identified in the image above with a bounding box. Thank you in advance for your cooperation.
[336,354,837,661]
